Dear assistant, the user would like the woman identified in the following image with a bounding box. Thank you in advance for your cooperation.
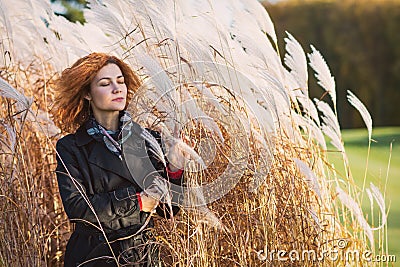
[53,53,183,266]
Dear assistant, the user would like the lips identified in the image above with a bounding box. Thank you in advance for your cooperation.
[112,97,124,102]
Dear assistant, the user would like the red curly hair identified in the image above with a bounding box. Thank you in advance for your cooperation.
[53,53,141,133]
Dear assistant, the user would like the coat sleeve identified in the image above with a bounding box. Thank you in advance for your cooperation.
[56,136,140,224]
[146,129,183,218]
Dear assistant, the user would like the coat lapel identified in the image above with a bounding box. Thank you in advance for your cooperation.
[74,118,159,188]
[121,125,158,189]
[75,122,135,183]
[88,143,134,182]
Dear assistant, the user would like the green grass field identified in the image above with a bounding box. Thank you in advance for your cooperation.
[327,127,400,262]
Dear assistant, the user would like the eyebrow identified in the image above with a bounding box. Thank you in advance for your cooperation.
[97,74,124,82]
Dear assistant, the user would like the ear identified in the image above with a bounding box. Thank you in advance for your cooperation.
[84,93,92,101]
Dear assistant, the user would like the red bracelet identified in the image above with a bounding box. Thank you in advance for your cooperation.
[136,192,142,211]
[166,166,183,179]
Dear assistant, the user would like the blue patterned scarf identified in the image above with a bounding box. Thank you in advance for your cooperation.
[86,111,133,160]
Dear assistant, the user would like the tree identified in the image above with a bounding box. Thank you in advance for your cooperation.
[51,0,86,23]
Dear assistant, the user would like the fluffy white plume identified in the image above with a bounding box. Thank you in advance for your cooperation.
[26,109,61,137]
[180,88,224,142]
[366,183,387,231]
[336,186,374,248]
[0,1,13,44]
[232,0,277,44]
[284,32,308,93]
[301,116,326,150]
[295,94,320,126]
[140,128,167,167]
[85,0,127,39]
[308,45,336,107]
[293,158,322,199]
[0,78,32,111]
[347,90,372,141]
[315,100,340,135]
[192,83,226,113]
[133,52,177,105]
[315,99,343,152]
[0,0,69,69]
[228,9,284,82]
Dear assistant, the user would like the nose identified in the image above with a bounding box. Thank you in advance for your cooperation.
[111,82,121,93]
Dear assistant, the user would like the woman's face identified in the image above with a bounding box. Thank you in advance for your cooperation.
[87,63,127,116]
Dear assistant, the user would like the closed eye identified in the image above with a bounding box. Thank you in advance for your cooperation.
[117,77,125,84]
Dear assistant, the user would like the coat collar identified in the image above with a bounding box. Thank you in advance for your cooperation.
[75,116,144,147]
[75,123,93,147]
[73,118,149,185]
[74,120,133,182]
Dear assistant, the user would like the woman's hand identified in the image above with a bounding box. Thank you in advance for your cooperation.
[140,192,159,212]
[166,139,185,171]
[163,124,209,171]
[161,124,187,171]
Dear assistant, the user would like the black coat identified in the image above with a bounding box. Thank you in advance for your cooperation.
[56,120,181,266]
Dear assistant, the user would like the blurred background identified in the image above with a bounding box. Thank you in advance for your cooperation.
[264,0,400,129]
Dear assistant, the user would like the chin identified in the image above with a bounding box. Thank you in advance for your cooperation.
[110,104,126,111]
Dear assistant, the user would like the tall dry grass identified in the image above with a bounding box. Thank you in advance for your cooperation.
[0,0,390,266]
[0,55,389,267]
[0,62,70,266]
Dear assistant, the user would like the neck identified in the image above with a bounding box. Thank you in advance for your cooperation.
[93,111,120,131]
